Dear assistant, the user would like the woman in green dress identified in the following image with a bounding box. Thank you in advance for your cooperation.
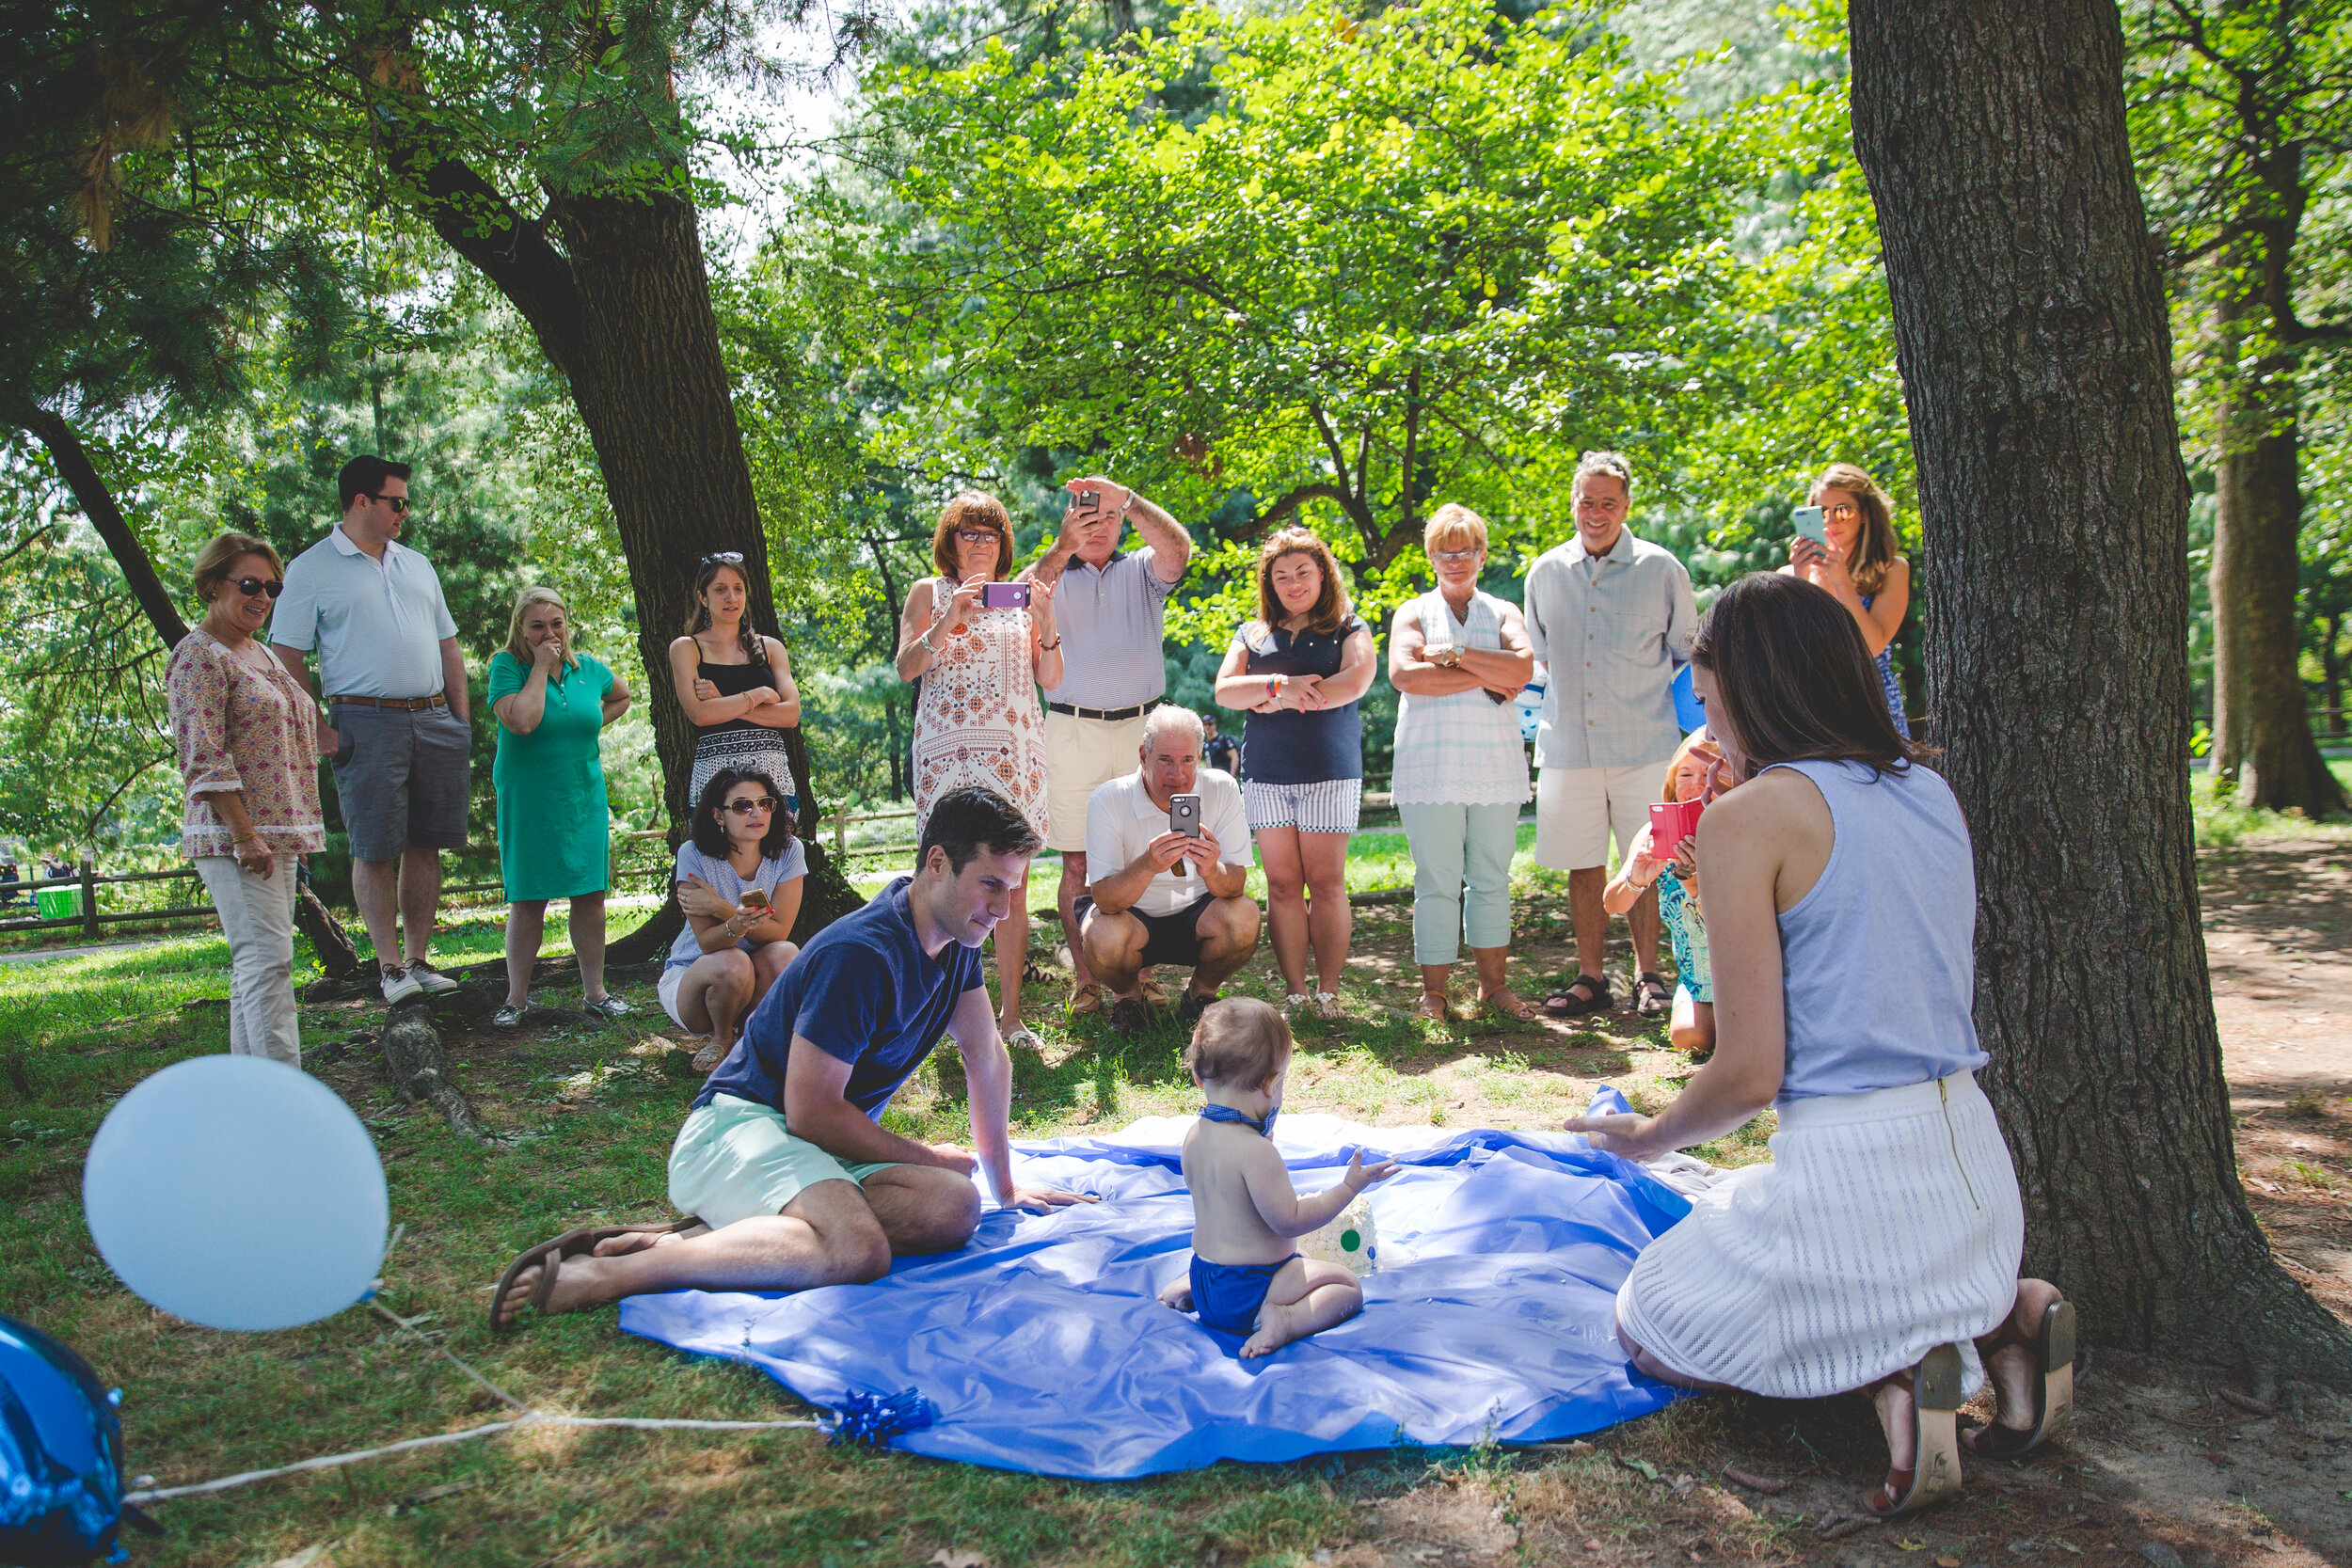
[488,586,635,1026]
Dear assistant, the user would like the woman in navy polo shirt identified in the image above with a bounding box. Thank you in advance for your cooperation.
[1211,529,1377,1019]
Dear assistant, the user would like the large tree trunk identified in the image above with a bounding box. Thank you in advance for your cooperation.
[2209,326,2344,813]
[1850,0,2352,1382]
[389,155,862,942]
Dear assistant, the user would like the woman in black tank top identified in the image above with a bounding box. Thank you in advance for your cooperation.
[666,556,802,815]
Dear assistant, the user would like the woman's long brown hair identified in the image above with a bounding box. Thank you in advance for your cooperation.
[1252,527,1351,636]
[683,558,762,666]
[1692,573,1930,780]
[1808,462,1901,598]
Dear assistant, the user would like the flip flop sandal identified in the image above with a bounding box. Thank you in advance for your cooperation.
[1963,1297,2077,1458]
[1635,972,1673,1018]
[1542,974,1612,1018]
[488,1220,695,1332]
[1481,991,1540,1023]
[1867,1343,1967,1519]
[1021,960,1054,987]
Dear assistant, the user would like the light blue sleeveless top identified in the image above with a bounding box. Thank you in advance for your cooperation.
[1769,759,1986,1104]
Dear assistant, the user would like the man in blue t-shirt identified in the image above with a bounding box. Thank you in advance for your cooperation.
[490,787,1095,1328]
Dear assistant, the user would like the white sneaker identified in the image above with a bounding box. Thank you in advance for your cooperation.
[380,965,423,1005]
[406,959,460,995]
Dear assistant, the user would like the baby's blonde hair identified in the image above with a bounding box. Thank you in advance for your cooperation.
[1186,998,1293,1091]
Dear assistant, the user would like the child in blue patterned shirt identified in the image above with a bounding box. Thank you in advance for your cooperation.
[1606,731,1736,1054]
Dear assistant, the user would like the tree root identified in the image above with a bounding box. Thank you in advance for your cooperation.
[378,998,492,1145]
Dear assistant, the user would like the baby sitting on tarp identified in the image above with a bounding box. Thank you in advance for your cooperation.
[1157,1000,1397,1356]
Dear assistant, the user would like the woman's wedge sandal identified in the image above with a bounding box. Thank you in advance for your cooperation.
[1867,1343,1967,1519]
[1963,1297,2076,1458]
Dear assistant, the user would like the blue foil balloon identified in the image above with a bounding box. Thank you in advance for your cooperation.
[0,1314,127,1566]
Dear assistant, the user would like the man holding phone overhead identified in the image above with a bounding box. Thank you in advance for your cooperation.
[1076,705,1262,1037]
[1024,475,1194,1020]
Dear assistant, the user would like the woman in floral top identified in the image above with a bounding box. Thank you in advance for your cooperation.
[167,531,326,1066]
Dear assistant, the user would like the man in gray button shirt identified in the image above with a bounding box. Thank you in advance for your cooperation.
[273,456,473,1006]
[1025,475,1192,1019]
[1522,451,1697,1021]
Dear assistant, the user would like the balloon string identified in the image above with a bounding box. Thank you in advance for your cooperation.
[368,1300,529,1413]
[122,1413,827,1504]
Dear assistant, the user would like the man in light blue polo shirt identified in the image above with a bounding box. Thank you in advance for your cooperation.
[272,455,472,1006]
[1522,450,1697,1022]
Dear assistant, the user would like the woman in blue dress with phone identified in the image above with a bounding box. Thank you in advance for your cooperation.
[1784,463,1912,737]
[896,492,1061,1047]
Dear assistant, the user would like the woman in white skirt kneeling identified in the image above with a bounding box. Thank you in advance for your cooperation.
[1565,572,2074,1521]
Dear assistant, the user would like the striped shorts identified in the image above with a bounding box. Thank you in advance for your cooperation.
[1243,778,1361,834]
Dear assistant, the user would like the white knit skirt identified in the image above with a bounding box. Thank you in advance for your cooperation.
[1616,1070,2024,1400]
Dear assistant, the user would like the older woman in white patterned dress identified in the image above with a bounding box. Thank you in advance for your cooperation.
[897,493,1061,1047]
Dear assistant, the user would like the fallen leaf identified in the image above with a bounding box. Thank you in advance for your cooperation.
[1582,1541,1605,1554]
[929,1552,988,1568]
[1622,1457,1660,1481]
[1898,1543,1926,1552]
[1567,1439,1596,1457]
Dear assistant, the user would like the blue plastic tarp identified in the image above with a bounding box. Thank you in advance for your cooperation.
[618,1095,1691,1479]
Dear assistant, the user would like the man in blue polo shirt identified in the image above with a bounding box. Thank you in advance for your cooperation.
[490,786,1094,1327]
[273,454,471,1005]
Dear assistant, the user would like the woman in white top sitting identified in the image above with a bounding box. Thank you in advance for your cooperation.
[1566,572,2073,1522]
[1386,504,1537,1022]
[660,768,805,1072]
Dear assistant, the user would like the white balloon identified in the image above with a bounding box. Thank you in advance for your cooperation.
[83,1055,388,1332]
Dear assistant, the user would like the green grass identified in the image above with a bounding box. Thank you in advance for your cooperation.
[2192,761,2352,847]
[0,842,1741,1567]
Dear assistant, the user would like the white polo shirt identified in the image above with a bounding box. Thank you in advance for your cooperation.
[1083,767,1252,918]
[273,526,459,700]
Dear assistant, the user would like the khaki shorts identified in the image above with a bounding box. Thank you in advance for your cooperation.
[667,1093,900,1231]
[1042,710,1152,852]
[1534,763,1662,872]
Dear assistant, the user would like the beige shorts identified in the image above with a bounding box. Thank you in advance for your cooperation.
[667,1093,899,1231]
[1534,763,1663,871]
[1042,710,1152,851]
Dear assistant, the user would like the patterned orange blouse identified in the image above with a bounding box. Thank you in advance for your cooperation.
[167,629,326,860]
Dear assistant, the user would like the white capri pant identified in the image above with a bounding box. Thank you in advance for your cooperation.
[196,856,301,1067]
[1534,763,1661,871]
[1398,801,1519,965]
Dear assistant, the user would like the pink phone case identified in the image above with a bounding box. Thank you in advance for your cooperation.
[1648,800,1703,857]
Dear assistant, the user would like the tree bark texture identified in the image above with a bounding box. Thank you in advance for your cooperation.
[390,159,860,934]
[22,408,187,648]
[2208,329,2345,813]
[1849,0,2352,1377]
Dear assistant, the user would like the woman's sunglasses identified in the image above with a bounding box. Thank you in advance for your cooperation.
[700,551,746,567]
[232,578,284,599]
[723,797,780,815]
[954,530,1003,546]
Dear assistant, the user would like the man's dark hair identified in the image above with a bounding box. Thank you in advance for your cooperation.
[690,768,798,860]
[338,455,414,513]
[919,787,1041,877]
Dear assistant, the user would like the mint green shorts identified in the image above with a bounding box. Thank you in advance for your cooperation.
[667,1093,901,1231]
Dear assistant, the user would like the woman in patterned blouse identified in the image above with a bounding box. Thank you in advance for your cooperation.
[167,531,326,1067]
[896,493,1060,1050]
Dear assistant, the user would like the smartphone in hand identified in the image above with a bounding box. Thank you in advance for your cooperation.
[1168,793,1201,877]
[1792,505,1829,546]
[979,581,1032,610]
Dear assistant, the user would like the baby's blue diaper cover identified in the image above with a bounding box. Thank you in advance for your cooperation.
[1189,1253,1297,1336]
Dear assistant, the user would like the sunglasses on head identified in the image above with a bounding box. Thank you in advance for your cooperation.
[701,551,746,567]
[724,796,780,815]
[231,578,283,599]
[369,493,409,514]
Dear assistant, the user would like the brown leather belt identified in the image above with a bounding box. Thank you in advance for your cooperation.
[327,694,449,711]
[1045,698,1163,722]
